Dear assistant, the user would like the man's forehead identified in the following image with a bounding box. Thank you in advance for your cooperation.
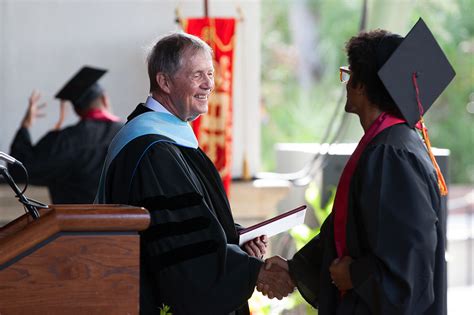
[180,49,213,69]
[183,47,212,59]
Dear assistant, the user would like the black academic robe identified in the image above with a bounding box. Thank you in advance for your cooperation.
[101,105,262,315]
[288,123,446,315]
[9,120,122,204]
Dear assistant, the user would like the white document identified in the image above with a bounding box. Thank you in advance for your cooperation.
[238,205,307,246]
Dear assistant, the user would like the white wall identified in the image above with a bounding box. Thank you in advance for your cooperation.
[0,0,261,177]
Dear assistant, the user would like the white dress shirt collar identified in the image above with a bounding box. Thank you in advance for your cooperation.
[144,96,172,115]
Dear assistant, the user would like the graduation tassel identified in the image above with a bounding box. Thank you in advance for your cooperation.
[413,73,448,196]
[417,117,448,195]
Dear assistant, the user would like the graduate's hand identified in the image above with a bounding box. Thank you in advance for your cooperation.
[256,261,294,300]
[329,256,353,291]
[53,100,68,130]
[22,90,47,129]
[243,235,268,259]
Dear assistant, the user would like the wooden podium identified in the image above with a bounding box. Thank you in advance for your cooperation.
[0,204,150,315]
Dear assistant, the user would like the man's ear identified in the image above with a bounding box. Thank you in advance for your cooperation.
[156,73,171,94]
[101,94,111,110]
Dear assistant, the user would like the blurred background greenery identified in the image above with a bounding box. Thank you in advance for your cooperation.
[260,0,474,184]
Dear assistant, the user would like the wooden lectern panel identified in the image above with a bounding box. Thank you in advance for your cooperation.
[0,204,150,315]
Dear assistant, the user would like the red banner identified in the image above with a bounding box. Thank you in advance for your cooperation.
[183,18,236,194]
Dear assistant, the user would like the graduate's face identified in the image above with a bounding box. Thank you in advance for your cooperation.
[168,49,214,121]
[344,73,365,115]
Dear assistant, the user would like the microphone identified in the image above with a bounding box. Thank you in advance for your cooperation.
[0,165,40,219]
[0,151,23,165]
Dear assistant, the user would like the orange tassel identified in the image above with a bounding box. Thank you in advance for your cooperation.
[418,117,448,196]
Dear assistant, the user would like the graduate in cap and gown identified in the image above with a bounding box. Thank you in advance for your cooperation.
[95,33,293,315]
[9,66,122,204]
[263,18,455,315]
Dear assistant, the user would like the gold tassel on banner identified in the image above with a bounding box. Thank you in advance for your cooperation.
[175,6,183,25]
[242,152,251,181]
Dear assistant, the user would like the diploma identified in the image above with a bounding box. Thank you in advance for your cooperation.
[238,205,307,246]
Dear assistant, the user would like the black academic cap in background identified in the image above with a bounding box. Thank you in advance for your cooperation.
[378,18,456,127]
[55,66,107,109]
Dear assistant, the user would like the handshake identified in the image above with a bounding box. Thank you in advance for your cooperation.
[243,235,295,299]
[245,235,353,300]
[256,256,295,300]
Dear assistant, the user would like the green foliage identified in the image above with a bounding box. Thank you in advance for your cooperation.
[261,0,364,171]
[290,182,335,250]
[411,0,474,183]
[282,290,319,315]
[159,304,172,315]
[261,0,474,183]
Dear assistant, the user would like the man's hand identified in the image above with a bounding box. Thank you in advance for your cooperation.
[256,255,295,299]
[329,256,353,291]
[264,255,289,271]
[21,90,47,129]
[243,235,268,259]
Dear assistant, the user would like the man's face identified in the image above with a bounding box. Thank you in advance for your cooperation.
[168,48,214,121]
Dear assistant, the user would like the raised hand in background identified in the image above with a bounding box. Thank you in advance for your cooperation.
[53,99,68,130]
[21,90,47,129]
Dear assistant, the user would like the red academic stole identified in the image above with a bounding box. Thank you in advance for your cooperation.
[82,108,121,122]
[183,18,236,194]
[333,112,405,258]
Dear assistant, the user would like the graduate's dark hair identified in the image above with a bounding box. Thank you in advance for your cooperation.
[147,32,213,93]
[345,29,403,115]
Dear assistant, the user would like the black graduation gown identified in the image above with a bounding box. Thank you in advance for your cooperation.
[101,105,262,315]
[288,123,446,315]
[9,119,122,204]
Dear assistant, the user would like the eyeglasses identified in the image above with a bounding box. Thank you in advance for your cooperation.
[339,66,351,83]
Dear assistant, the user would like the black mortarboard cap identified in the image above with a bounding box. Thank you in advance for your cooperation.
[378,18,456,127]
[55,66,107,109]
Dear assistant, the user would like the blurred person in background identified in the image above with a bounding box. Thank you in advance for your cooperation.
[9,67,123,204]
